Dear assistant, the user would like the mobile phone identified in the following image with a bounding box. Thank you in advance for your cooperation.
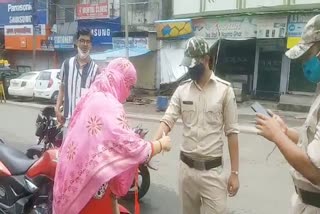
[251,102,272,117]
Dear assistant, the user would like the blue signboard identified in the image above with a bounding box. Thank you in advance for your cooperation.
[287,23,305,37]
[53,35,74,49]
[287,14,317,38]
[0,0,47,26]
[78,18,121,46]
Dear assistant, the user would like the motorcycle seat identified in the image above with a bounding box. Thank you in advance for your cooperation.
[0,142,36,175]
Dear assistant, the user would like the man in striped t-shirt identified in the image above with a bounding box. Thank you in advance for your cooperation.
[55,28,99,136]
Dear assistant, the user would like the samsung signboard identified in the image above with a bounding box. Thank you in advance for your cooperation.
[78,18,121,46]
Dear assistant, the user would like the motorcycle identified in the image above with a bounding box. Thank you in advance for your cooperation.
[0,140,131,214]
[0,139,56,214]
[26,106,62,159]
[1,106,130,214]
[26,106,151,200]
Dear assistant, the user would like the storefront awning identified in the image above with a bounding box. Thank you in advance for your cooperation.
[91,47,151,61]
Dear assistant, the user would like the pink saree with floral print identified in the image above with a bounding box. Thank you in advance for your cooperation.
[53,58,151,214]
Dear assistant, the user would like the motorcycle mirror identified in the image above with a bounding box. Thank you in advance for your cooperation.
[140,130,149,138]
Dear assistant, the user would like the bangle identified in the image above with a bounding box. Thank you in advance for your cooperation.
[231,171,239,176]
[150,142,154,156]
[157,140,163,152]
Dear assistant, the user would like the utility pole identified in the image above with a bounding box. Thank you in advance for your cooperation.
[32,0,37,70]
[124,0,129,59]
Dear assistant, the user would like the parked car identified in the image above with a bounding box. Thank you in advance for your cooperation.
[34,69,60,103]
[0,68,22,98]
[16,65,32,73]
[8,71,40,98]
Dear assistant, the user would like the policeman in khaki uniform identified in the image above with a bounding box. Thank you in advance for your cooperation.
[257,15,320,213]
[154,37,240,214]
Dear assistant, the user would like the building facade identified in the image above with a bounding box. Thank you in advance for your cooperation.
[0,0,122,70]
[160,0,320,100]
[53,0,122,63]
[116,0,172,92]
[0,0,53,70]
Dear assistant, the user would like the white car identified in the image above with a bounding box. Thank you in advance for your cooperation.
[8,72,40,98]
[34,69,61,103]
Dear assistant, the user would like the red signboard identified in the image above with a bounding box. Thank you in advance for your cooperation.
[76,3,108,20]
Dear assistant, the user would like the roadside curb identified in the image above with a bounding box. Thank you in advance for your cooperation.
[5,100,48,109]
[4,100,260,134]
[126,113,257,134]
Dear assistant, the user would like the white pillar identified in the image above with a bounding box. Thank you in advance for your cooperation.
[280,54,290,94]
[124,0,129,59]
[253,43,260,95]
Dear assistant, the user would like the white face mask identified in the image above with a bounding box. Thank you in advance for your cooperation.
[77,47,90,60]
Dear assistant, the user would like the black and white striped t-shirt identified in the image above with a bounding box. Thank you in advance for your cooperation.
[60,56,99,120]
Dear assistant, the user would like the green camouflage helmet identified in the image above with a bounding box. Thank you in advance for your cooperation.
[180,37,210,67]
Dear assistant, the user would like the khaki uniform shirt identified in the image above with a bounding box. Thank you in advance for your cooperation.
[292,93,320,192]
[161,72,239,160]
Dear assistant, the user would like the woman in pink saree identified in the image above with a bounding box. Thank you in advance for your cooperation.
[53,58,171,214]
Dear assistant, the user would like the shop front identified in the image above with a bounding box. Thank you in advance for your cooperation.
[91,31,160,92]
[216,39,256,95]
[193,15,289,101]
[254,39,287,100]
[286,14,318,94]
[2,0,52,70]
[155,19,193,84]
[193,16,257,97]
[252,15,288,101]
[4,24,57,70]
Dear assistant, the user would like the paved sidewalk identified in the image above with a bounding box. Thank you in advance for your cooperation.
[126,101,307,121]
[3,99,306,134]
[3,99,273,118]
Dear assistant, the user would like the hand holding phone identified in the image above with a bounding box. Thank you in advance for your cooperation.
[251,102,272,117]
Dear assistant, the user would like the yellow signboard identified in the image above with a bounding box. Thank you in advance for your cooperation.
[155,19,193,39]
[287,37,302,49]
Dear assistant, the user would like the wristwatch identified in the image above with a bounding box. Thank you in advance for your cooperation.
[231,171,239,176]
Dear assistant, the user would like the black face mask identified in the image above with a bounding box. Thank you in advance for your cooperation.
[188,63,205,81]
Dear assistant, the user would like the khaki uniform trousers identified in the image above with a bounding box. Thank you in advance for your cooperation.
[179,161,228,214]
[291,193,320,214]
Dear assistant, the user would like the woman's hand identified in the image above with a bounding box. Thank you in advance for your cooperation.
[159,136,171,152]
[256,113,285,143]
[151,136,172,156]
